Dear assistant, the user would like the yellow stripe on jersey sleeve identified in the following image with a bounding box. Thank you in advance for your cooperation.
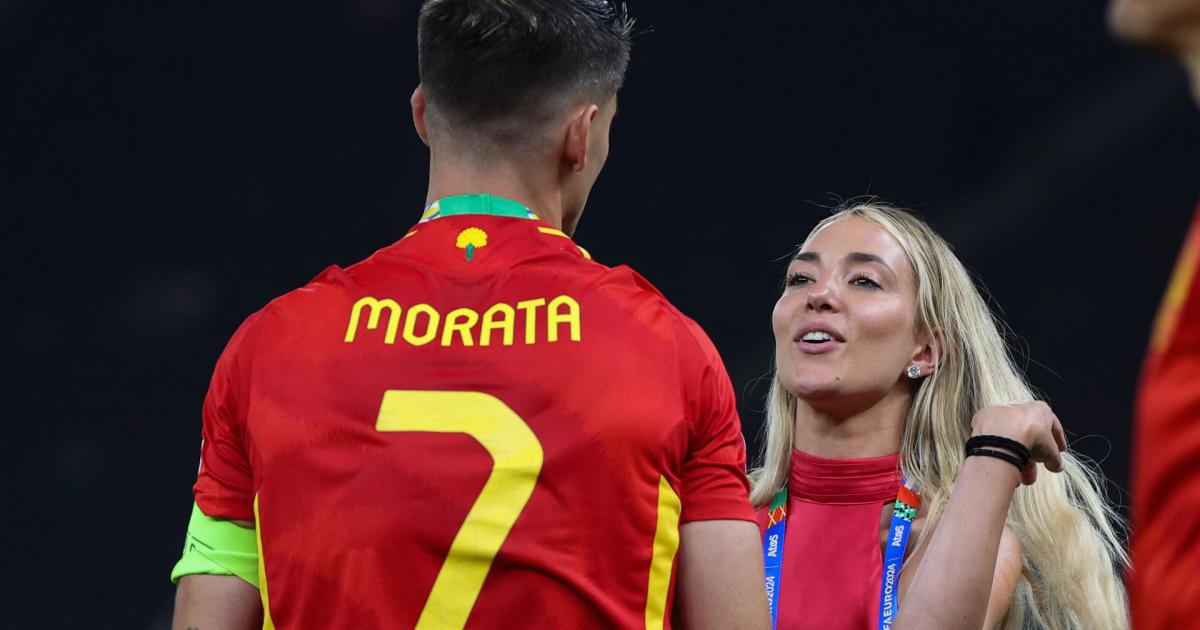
[536,226,569,238]
[645,476,681,630]
[1151,221,1200,353]
[537,226,592,260]
[254,495,277,630]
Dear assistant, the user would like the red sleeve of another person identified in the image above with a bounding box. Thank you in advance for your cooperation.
[1130,206,1200,630]
[191,311,264,523]
[676,318,756,524]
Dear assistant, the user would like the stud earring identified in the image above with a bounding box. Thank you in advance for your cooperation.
[906,364,923,379]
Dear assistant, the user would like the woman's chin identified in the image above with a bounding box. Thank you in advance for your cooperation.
[788,379,890,416]
[789,380,845,402]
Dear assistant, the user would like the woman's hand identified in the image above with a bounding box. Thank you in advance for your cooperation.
[970,401,1067,485]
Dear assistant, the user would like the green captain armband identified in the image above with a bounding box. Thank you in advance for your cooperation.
[170,501,260,588]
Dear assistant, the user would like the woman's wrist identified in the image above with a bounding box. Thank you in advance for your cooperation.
[965,435,1031,467]
[970,417,1036,448]
[959,447,1024,487]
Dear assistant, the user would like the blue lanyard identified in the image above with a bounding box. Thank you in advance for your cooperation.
[763,482,921,630]
[762,490,789,627]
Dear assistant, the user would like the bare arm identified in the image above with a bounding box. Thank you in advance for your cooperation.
[894,402,1065,630]
[173,517,261,630]
[982,527,1024,629]
[674,519,771,630]
[896,458,1023,630]
[172,574,262,630]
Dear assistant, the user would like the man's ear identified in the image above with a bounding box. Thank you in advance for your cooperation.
[411,84,430,147]
[563,103,600,173]
[910,327,946,378]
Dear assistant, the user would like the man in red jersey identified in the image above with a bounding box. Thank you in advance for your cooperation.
[1109,1,1200,627]
[169,1,769,629]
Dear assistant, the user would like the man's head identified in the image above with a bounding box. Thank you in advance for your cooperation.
[415,0,633,230]
[1109,0,1200,101]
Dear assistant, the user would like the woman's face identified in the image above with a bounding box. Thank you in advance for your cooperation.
[772,217,930,411]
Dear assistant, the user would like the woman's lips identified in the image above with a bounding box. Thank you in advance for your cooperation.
[796,339,843,355]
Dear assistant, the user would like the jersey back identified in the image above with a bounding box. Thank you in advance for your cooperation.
[193,212,754,628]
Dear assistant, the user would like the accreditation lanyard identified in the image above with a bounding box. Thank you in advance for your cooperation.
[761,482,921,630]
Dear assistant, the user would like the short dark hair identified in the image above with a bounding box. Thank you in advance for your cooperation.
[418,0,633,143]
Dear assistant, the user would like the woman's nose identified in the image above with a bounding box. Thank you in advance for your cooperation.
[806,278,839,312]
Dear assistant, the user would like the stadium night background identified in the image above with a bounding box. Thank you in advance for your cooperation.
[4,1,1198,627]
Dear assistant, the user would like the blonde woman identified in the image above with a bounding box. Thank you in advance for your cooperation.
[752,204,1128,630]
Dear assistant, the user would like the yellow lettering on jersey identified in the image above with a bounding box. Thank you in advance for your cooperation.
[403,304,440,346]
[515,298,546,344]
[481,303,516,347]
[442,307,480,347]
[645,477,681,630]
[344,295,580,347]
[547,295,581,342]
[345,297,402,344]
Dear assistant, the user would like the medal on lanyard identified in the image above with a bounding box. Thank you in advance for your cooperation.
[761,480,920,630]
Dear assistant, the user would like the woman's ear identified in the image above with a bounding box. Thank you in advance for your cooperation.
[910,327,945,378]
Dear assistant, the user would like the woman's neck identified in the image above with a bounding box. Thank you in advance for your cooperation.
[793,388,910,458]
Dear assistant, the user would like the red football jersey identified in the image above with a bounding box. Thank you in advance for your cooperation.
[193,197,755,629]
[1130,205,1200,630]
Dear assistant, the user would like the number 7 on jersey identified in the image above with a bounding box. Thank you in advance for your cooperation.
[376,390,544,630]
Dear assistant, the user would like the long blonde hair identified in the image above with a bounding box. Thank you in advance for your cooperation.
[749,204,1129,629]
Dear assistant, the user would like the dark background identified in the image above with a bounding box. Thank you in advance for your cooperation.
[4,1,1198,627]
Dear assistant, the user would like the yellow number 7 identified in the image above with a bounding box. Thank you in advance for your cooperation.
[376,390,544,630]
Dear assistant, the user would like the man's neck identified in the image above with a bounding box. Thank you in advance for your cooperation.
[792,388,910,459]
[425,153,567,230]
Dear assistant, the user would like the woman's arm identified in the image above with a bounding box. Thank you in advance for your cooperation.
[983,527,1023,629]
[894,401,1064,630]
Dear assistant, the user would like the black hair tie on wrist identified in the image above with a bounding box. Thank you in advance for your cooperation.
[965,434,1031,466]
[965,447,1026,470]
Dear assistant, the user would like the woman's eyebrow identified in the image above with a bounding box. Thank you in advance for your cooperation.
[794,251,893,273]
[845,252,891,270]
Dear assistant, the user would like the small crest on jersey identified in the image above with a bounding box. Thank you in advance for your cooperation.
[456,227,488,261]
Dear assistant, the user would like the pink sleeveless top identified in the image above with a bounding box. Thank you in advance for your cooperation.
[757,449,902,630]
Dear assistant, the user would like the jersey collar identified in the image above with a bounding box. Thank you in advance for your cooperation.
[419,194,540,223]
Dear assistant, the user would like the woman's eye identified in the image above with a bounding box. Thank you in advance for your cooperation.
[785,272,812,287]
[850,275,881,288]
